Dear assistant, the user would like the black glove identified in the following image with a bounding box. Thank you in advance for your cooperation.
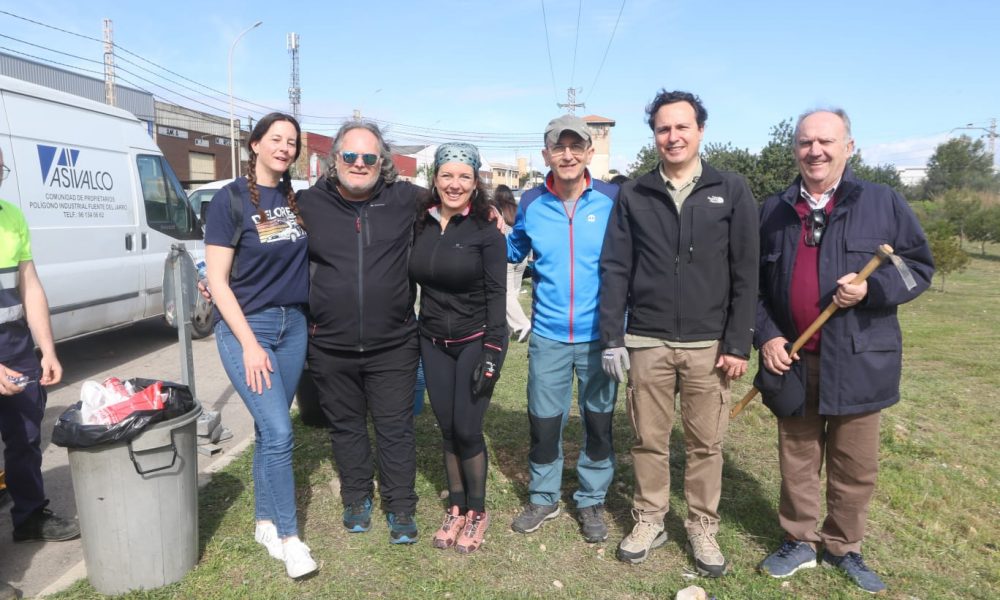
[471,344,502,398]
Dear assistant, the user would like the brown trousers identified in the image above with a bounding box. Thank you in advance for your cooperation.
[626,343,729,535]
[777,353,881,555]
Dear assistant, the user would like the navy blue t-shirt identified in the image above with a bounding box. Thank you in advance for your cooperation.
[203,178,309,323]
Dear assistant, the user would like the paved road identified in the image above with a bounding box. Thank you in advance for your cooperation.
[0,319,258,598]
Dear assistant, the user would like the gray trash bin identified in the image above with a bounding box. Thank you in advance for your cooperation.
[67,402,202,595]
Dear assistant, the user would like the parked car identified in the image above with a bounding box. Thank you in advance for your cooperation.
[188,178,310,226]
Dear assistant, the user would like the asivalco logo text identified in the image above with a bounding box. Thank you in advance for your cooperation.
[37,145,114,191]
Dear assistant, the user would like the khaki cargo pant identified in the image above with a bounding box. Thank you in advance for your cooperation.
[626,342,729,536]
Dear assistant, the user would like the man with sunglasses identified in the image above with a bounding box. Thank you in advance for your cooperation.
[295,121,425,545]
[0,146,80,553]
[755,109,934,594]
[598,90,758,576]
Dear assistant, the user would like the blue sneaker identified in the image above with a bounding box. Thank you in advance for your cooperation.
[387,512,418,544]
[342,497,373,533]
[822,551,886,594]
[759,539,818,577]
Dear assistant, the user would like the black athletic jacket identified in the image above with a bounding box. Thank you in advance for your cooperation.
[409,210,507,350]
[296,175,422,352]
[598,160,759,358]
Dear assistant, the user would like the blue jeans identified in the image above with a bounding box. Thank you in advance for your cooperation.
[216,305,307,537]
[526,333,617,508]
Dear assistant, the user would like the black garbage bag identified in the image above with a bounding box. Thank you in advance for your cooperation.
[52,379,196,449]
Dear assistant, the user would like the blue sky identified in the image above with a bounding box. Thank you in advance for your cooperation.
[2,0,999,175]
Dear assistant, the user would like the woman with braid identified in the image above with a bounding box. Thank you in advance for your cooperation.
[410,143,507,554]
[203,113,315,578]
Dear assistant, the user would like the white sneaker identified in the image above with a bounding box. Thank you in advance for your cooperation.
[282,538,318,578]
[254,522,283,560]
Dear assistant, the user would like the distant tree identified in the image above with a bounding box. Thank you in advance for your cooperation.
[627,144,659,178]
[964,204,1000,255]
[703,141,758,191]
[849,154,903,191]
[755,119,799,199]
[939,188,981,247]
[924,135,998,197]
[928,230,970,292]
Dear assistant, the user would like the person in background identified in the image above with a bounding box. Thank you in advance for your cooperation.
[755,108,934,594]
[410,143,507,554]
[0,146,79,558]
[203,112,316,579]
[495,184,531,342]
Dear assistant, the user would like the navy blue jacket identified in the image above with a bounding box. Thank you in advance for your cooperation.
[755,167,934,416]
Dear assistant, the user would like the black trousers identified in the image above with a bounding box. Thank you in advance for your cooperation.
[419,336,505,459]
[308,335,420,514]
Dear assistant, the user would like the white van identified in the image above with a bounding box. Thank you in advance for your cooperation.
[0,74,211,339]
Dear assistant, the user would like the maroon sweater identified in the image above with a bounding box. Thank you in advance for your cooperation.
[789,196,835,352]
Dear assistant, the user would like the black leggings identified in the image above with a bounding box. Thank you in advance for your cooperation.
[420,336,506,512]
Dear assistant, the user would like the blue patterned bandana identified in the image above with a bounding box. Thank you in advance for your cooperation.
[434,143,481,172]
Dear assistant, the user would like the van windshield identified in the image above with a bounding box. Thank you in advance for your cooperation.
[137,155,200,240]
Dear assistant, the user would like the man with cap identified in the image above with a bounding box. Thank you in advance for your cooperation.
[598,90,758,575]
[508,115,620,543]
[0,145,80,552]
[755,108,933,594]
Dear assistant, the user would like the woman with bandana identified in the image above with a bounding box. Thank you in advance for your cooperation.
[409,143,507,554]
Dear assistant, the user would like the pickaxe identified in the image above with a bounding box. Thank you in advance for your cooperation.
[730,243,915,418]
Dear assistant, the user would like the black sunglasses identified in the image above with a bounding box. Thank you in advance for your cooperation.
[340,151,379,166]
[804,208,826,247]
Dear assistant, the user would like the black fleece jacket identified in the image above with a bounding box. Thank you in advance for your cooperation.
[409,210,507,349]
[296,175,423,352]
[598,160,759,358]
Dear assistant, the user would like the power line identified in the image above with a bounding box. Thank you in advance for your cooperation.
[584,0,626,104]
[569,0,583,88]
[0,9,547,147]
[539,0,560,107]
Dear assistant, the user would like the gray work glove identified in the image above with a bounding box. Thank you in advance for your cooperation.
[601,347,630,383]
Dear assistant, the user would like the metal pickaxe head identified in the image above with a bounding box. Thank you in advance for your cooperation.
[875,244,917,291]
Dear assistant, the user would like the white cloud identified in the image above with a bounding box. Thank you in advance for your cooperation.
[858,133,950,169]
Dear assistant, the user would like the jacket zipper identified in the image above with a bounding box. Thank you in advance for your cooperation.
[563,198,580,343]
[356,212,365,351]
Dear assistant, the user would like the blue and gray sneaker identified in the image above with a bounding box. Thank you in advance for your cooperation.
[822,551,886,594]
[387,512,419,544]
[342,496,373,533]
[759,539,818,577]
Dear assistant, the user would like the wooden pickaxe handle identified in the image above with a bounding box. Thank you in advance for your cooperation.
[730,243,895,418]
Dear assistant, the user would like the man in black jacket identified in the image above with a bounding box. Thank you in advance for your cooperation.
[296,121,423,545]
[598,90,758,575]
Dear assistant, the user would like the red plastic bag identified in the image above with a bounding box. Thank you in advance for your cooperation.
[93,381,166,425]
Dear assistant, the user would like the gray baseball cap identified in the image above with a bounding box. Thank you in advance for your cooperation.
[544,114,592,147]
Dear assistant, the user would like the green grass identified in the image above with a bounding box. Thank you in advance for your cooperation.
[51,251,1000,599]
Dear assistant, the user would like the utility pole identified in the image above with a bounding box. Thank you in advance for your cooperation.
[287,33,301,121]
[557,87,585,115]
[103,18,115,107]
[952,119,999,169]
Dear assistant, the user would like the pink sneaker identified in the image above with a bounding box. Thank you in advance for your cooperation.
[456,510,489,554]
[432,506,466,549]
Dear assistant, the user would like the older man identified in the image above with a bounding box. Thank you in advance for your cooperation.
[508,115,619,543]
[755,108,934,594]
[296,122,424,545]
[598,90,758,576]
[0,147,79,547]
